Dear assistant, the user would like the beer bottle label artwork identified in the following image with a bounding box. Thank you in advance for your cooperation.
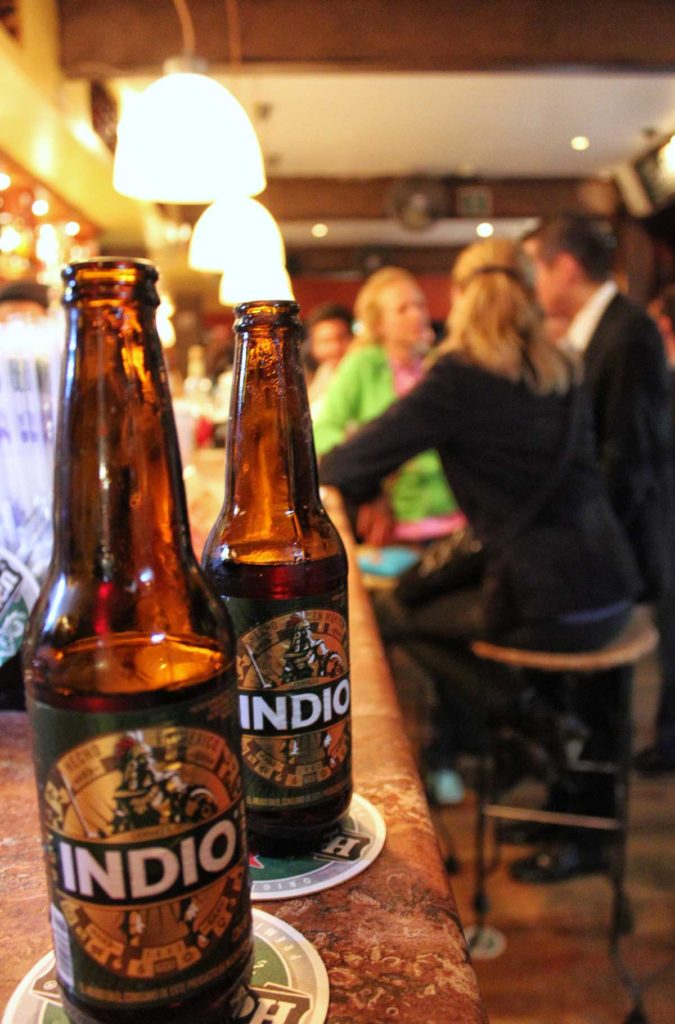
[226,588,351,814]
[28,684,251,1012]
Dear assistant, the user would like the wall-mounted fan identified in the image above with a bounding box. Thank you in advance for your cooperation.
[386,177,448,231]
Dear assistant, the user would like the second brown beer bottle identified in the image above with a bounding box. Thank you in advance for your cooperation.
[23,259,253,1024]
[202,300,352,852]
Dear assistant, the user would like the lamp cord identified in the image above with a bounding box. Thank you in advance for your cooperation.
[172,0,196,57]
[225,0,243,69]
[170,0,242,68]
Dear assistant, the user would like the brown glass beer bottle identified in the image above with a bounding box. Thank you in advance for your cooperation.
[201,300,352,852]
[22,259,253,1024]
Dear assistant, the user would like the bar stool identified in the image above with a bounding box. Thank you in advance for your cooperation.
[469,604,658,1024]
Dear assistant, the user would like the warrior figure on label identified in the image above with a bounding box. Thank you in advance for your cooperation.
[112,733,218,833]
[281,614,344,683]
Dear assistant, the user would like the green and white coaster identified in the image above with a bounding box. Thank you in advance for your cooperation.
[0,547,39,666]
[2,909,329,1024]
[250,792,386,900]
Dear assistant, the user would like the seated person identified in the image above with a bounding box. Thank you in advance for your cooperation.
[313,266,461,545]
[303,302,354,415]
[320,238,640,877]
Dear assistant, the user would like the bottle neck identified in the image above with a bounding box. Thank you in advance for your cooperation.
[52,298,192,578]
[224,308,323,538]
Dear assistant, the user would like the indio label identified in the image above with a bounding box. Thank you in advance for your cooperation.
[28,686,252,1010]
[226,591,351,810]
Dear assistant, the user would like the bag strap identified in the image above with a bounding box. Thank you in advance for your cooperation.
[489,382,583,551]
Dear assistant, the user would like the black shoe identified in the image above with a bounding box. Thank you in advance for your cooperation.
[509,841,607,884]
[633,744,675,775]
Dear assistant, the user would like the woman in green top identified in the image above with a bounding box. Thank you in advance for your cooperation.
[313,267,460,545]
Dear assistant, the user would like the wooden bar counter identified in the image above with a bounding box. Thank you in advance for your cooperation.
[0,450,486,1023]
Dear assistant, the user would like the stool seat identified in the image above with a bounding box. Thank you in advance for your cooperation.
[471,604,657,673]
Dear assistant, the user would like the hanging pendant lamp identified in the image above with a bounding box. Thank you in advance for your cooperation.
[219,260,294,306]
[189,197,285,272]
[112,1,265,203]
[113,57,265,203]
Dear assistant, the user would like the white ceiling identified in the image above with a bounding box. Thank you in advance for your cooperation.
[117,69,675,182]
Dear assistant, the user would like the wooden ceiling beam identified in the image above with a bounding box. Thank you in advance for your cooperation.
[58,0,675,78]
[173,177,618,225]
[260,176,620,221]
[286,246,464,278]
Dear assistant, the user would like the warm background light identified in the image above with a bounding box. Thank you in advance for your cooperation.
[0,225,22,253]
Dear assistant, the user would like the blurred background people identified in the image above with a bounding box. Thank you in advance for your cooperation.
[313,266,460,545]
[525,212,672,602]
[0,280,50,321]
[517,212,673,880]
[543,312,571,347]
[633,282,675,774]
[320,239,640,863]
[204,321,235,385]
[651,283,675,369]
[204,322,236,442]
[303,302,354,414]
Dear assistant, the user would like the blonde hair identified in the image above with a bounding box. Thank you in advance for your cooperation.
[440,238,574,394]
[353,266,421,348]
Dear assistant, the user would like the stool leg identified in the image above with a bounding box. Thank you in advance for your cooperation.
[610,667,633,938]
[472,751,492,929]
[608,666,649,1023]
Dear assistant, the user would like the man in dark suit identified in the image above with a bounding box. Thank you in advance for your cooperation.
[632,284,675,774]
[511,212,673,882]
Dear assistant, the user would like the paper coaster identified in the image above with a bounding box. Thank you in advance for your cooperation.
[2,909,329,1024]
[250,792,386,900]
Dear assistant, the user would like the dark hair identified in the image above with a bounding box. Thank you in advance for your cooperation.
[0,279,49,308]
[658,283,675,327]
[305,302,353,332]
[530,211,616,283]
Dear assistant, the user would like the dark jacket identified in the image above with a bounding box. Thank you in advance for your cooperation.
[584,292,673,600]
[320,355,640,632]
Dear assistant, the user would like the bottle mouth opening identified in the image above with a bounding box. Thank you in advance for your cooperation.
[234,300,300,329]
[62,258,159,305]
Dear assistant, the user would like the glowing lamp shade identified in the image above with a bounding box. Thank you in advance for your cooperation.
[113,70,266,203]
[189,197,285,272]
[218,259,294,306]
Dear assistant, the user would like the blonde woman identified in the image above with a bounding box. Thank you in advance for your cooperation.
[313,267,460,545]
[321,239,640,877]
